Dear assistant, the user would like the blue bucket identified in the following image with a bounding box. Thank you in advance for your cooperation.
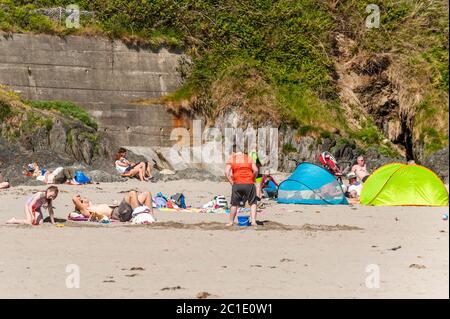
[237,215,250,227]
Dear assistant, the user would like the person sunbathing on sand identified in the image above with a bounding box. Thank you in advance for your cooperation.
[71,190,155,222]
[7,186,58,225]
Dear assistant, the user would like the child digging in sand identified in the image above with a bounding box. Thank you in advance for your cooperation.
[7,186,58,225]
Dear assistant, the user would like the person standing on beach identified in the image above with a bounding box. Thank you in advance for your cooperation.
[225,144,259,227]
[250,143,263,201]
[7,186,58,225]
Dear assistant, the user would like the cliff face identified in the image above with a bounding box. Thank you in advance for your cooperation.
[0,0,448,182]
[0,87,123,184]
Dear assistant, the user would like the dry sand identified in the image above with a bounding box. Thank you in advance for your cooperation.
[0,179,448,298]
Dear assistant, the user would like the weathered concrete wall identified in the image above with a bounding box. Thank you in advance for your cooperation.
[0,32,187,147]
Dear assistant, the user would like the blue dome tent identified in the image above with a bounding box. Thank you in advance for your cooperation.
[277,162,348,205]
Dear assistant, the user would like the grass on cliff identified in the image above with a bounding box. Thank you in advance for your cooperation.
[26,100,98,129]
[1,0,448,156]
[334,0,449,156]
[1,87,98,143]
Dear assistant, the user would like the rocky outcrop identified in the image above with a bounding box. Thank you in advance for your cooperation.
[423,146,449,184]
[332,33,417,160]
[0,88,126,184]
[0,135,128,186]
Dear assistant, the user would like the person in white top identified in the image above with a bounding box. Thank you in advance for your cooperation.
[114,148,152,182]
[30,163,79,185]
[351,156,370,182]
[346,172,362,205]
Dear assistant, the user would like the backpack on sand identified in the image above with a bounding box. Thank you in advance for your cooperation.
[170,193,186,209]
[75,171,91,184]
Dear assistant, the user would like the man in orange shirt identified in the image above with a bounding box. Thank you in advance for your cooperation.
[225,144,259,227]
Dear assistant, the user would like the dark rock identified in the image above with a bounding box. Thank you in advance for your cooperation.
[332,141,359,162]
[363,146,404,172]
[86,170,126,183]
[423,146,449,184]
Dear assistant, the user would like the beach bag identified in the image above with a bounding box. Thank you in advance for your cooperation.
[131,206,155,224]
[170,193,186,209]
[132,213,155,224]
[153,196,167,208]
[75,171,91,184]
[214,195,228,208]
[166,200,177,209]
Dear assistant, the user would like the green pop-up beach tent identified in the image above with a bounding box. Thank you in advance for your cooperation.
[360,163,449,206]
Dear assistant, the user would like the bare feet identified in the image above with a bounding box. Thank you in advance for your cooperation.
[89,212,105,222]
[225,222,234,227]
[251,222,258,229]
[6,217,17,224]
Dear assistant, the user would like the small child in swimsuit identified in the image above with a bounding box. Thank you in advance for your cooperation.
[7,186,59,225]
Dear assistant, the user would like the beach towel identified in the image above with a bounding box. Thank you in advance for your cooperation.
[202,200,215,209]
[67,212,89,221]
[153,196,167,208]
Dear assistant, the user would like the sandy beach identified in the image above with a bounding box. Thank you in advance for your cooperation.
[0,178,448,299]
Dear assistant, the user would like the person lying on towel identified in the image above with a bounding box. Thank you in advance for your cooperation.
[71,190,155,222]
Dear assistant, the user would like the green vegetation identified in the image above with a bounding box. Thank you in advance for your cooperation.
[27,100,98,129]
[351,120,384,146]
[0,1,54,33]
[80,131,98,154]
[377,145,399,158]
[282,143,297,154]
[0,0,448,156]
[0,100,12,121]
[336,0,448,156]
[20,112,53,134]
[0,87,99,155]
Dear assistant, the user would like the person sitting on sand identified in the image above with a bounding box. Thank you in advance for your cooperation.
[345,172,362,204]
[71,190,154,222]
[250,143,263,201]
[261,169,278,199]
[0,171,10,189]
[225,144,259,228]
[114,148,153,182]
[7,186,58,225]
[351,156,370,183]
[28,163,80,185]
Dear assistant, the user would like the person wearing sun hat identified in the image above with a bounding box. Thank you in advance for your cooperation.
[346,172,362,200]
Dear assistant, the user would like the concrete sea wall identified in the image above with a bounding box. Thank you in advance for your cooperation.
[0,32,187,147]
